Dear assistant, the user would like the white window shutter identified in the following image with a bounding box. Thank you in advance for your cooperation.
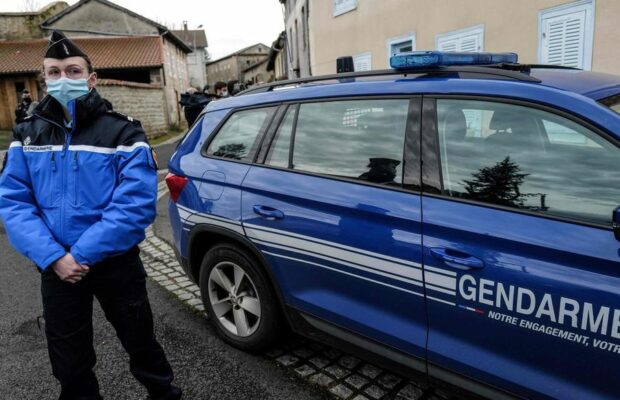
[436,25,484,52]
[459,35,480,52]
[542,11,586,68]
[438,39,457,52]
[539,1,593,70]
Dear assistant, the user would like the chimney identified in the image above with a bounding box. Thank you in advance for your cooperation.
[183,20,188,31]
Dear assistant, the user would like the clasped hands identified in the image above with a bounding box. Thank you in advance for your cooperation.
[52,253,90,283]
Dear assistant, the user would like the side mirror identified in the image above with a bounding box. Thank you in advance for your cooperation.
[614,206,620,241]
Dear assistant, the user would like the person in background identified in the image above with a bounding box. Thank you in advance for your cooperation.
[213,81,229,98]
[179,87,211,126]
[0,30,182,400]
[15,89,34,124]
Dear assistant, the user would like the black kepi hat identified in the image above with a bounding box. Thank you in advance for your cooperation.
[44,30,88,59]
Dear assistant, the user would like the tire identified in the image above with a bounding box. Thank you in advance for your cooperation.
[199,243,281,351]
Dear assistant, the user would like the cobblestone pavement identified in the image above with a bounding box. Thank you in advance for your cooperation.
[140,186,448,400]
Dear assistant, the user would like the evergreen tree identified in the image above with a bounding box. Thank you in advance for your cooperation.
[462,157,530,207]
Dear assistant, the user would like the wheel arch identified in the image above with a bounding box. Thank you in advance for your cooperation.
[187,224,291,324]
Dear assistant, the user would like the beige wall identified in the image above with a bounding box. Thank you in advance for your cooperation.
[310,0,620,76]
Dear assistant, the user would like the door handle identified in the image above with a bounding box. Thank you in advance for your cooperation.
[252,205,285,220]
[430,248,484,270]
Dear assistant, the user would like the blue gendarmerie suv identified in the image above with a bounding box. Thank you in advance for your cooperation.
[166,52,620,400]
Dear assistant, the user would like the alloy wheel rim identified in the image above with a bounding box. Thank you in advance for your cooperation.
[208,261,261,337]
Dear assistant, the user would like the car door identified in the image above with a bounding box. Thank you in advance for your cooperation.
[421,97,620,399]
[173,106,278,238]
[240,98,429,366]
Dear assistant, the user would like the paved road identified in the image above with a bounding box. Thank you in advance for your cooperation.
[155,136,181,172]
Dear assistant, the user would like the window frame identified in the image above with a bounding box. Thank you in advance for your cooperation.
[537,0,594,70]
[422,94,620,230]
[255,95,422,194]
[261,103,299,167]
[200,104,280,164]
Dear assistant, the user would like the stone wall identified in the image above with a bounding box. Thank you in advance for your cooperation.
[96,79,167,138]
[0,2,68,40]
[162,39,189,127]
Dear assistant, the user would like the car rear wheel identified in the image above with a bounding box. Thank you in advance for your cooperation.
[199,243,281,351]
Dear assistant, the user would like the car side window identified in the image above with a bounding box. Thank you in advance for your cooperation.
[285,99,409,186]
[436,99,620,225]
[266,106,296,168]
[206,107,275,161]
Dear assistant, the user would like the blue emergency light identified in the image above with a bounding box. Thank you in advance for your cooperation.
[390,51,518,69]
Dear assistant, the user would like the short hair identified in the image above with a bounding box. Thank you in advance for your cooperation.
[214,81,227,91]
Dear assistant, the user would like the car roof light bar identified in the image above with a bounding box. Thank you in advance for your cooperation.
[390,51,519,69]
[237,65,541,96]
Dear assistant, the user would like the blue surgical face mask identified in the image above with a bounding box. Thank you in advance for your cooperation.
[46,77,91,108]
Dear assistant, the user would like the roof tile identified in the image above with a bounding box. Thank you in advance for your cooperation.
[0,36,163,74]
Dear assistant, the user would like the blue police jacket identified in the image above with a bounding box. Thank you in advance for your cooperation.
[0,90,157,269]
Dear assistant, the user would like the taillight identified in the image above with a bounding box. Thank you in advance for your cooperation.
[165,173,188,203]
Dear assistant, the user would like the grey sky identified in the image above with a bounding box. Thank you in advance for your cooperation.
[2,0,285,60]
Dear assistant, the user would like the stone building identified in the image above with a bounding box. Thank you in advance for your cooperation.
[0,0,191,132]
[243,59,271,85]
[283,0,620,77]
[0,1,68,40]
[206,43,271,88]
[172,24,209,90]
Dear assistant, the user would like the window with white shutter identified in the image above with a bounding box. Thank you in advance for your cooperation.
[539,0,593,70]
[353,52,372,71]
[436,25,484,52]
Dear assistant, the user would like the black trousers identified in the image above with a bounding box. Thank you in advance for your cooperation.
[41,248,182,400]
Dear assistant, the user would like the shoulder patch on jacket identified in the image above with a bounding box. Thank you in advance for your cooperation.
[107,110,141,125]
